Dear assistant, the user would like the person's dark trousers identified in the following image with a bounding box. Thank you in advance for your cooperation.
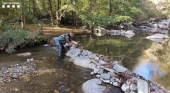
[56,41,65,60]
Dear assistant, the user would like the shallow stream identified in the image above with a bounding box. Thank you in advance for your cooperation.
[0,32,170,92]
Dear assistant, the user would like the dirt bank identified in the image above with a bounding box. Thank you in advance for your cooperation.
[25,24,88,39]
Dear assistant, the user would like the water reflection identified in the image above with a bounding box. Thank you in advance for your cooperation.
[75,34,170,90]
[133,60,157,80]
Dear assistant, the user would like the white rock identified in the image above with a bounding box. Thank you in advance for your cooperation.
[29,58,34,62]
[130,91,136,93]
[100,73,111,80]
[126,79,132,85]
[146,33,169,39]
[100,78,104,81]
[115,78,123,84]
[82,78,106,93]
[68,57,77,62]
[113,61,127,72]
[98,68,104,74]
[66,48,81,57]
[81,50,89,56]
[110,77,115,82]
[94,57,99,60]
[88,62,96,69]
[113,82,121,87]
[102,80,110,83]
[125,34,135,38]
[121,83,130,92]
[17,52,31,57]
[90,72,94,75]
[27,59,30,62]
[73,56,92,69]
[137,79,148,93]
[87,51,93,56]
[130,83,137,91]
[96,75,101,78]
[108,72,116,77]
[89,54,97,59]
[115,78,120,82]
[99,60,107,65]
[93,67,100,74]
[124,30,135,38]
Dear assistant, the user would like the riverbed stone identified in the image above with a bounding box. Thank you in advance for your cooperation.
[98,68,104,74]
[93,67,100,74]
[137,78,148,93]
[87,62,96,69]
[110,77,115,82]
[68,57,77,62]
[81,50,89,56]
[99,60,107,65]
[73,56,92,69]
[66,48,81,57]
[17,52,31,57]
[82,78,106,93]
[113,61,127,72]
[130,83,137,91]
[113,82,121,87]
[102,80,110,83]
[100,73,111,80]
[121,83,130,92]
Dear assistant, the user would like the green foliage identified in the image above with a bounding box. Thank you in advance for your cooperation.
[25,12,43,24]
[113,15,132,23]
[1,29,46,53]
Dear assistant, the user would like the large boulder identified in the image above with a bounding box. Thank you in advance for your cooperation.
[66,48,81,57]
[73,56,95,69]
[146,33,169,39]
[95,28,108,36]
[82,78,106,93]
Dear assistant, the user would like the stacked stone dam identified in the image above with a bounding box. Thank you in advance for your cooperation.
[66,47,170,93]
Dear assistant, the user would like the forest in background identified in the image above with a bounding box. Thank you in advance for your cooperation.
[0,0,170,53]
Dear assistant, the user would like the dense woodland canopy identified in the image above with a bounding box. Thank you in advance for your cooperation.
[0,0,170,53]
[0,0,170,28]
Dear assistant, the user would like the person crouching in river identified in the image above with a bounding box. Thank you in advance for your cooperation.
[54,31,75,62]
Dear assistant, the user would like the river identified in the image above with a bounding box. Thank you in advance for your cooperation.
[0,31,170,92]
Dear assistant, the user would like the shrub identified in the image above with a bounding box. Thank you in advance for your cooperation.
[0,29,46,53]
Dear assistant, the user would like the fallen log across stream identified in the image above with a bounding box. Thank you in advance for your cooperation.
[66,44,170,93]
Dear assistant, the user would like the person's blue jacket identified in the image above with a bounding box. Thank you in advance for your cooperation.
[54,34,71,44]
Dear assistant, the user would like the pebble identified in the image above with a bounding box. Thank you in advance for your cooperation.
[0,58,36,83]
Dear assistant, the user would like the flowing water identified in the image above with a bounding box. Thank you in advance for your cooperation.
[0,32,170,92]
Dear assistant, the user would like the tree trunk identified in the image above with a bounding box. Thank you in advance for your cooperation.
[72,11,76,27]
[56,0,61,26]
[28,0,31,13]
[109,0,112,15]
[21,0,25,29]
[32,0,36,15]
[48,0,55,25]
[41,0,46,12]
